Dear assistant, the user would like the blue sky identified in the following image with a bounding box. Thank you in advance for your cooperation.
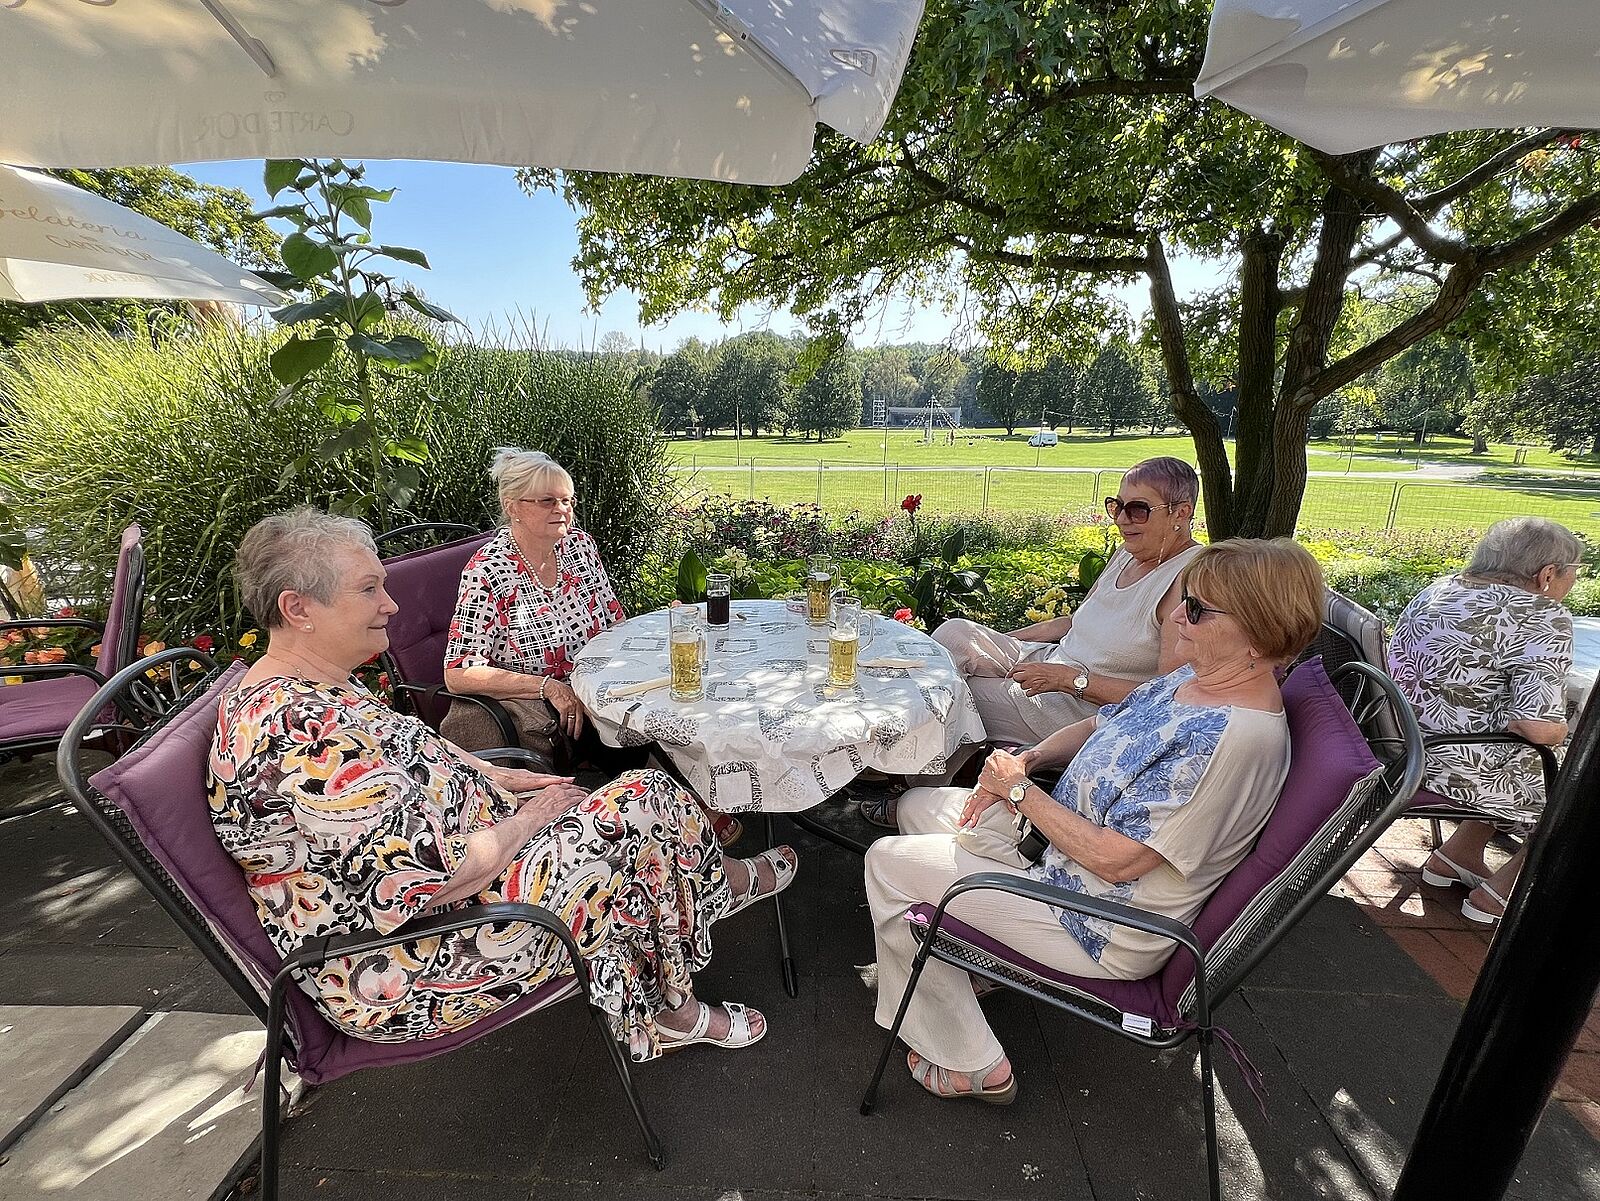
[183,159,1214,352]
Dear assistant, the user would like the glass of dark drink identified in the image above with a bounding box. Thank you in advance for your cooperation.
[705,572,731,627]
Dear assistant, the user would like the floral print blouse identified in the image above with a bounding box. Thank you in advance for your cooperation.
[1388,574,1573,826]
[1028,668,1291,978]
[445,528,624,681]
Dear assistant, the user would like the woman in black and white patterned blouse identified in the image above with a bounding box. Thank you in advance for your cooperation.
[1388,517,1581,927]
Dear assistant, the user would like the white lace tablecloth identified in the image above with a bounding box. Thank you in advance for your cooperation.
[570,601,986,814]
[1569,617,1600,719]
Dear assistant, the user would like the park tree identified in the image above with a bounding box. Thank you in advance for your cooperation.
[786,346,863,439]
[703,332,793,437]
[521,1,1600,538]
[650,339,712,434]
[975,357,1022,433]
[861,346,919,422]
[0,166,282,345]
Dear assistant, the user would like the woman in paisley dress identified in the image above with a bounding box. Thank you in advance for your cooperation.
[863,540,1323,1104]
[1388,517,1581,926]
[209,508,797,1059]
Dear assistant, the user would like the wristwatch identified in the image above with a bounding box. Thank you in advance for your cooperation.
[1069,663,1090,699]
[1009,782,1028,808]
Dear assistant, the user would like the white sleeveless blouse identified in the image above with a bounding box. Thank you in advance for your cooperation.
[1047,543,1203,680]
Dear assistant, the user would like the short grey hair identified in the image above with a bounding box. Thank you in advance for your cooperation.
[491,447,575,523]
[1122,456,1200,508]
[1467,517,1584,586]
[236,507,377,629]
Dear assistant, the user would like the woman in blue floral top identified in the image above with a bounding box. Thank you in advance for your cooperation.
[865,539,1325,1104]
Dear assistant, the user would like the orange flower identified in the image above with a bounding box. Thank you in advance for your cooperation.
[37,647,68,664]
[23,650,40,664]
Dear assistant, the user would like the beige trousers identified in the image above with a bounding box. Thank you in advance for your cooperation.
[932,618,1098,743]
[864,786,1109,1074]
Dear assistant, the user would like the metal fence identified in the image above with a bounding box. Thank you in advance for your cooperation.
[674,459,1600,540]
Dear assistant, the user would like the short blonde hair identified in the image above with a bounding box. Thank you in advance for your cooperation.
[1182,538,1325,664]
[236,507,376,629]
[491,447,574,523]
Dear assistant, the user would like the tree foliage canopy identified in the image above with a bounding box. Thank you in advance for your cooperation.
[522,0,1600,536]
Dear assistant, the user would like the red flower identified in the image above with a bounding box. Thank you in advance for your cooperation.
[901,494,922,514]
[57,606,77,618]
[893,607,914,623]
[193,634,215,653]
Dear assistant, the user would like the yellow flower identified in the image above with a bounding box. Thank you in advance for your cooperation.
[1024,608,1048,622]
[237,630,258,649]
[144,640,167,655]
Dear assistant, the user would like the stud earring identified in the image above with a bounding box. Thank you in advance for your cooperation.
[303,624,313,631]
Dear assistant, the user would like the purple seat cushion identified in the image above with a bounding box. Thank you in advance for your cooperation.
[0,674,100,741]
[382,533,491,726]
[89,659,576,1084]
[96,524,143,679]
[906,656,1384,1031]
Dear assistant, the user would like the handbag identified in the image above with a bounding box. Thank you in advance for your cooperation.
[1014,807,1050,865]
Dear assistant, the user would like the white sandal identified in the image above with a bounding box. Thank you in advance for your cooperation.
[1421,850,1488,890]
[657,1001,766,1052]
[722,846,798,920]
[907,1050,1018,1105]
[1462,882,1509,926]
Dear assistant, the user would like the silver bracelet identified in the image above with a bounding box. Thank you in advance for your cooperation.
[537,676,549,702]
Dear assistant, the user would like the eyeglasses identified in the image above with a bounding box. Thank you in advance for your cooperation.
[1105,496,1177,524]
[523,495,576,511]
[1181,590,1229,625]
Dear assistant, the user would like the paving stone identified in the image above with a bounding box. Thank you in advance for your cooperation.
[272,1166,534,1201]
[0,943,204,1009]
[0,1005,143,1153]
[1245,989,1600,1200]
[0,1010,294,1201]
[1239,896,1440,999]
[1382,930,1476,1002]
[1038,998,1379,1201]
[279,996,592,1180]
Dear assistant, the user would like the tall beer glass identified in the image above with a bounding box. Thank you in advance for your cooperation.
[806,555,836,627]
[668,605,707,701]
[829,593,861,686]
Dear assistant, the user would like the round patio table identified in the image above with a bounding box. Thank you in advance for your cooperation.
[570,600,986,814]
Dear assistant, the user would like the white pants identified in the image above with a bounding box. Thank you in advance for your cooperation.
[932,618,1098,743]
[864,786,1109,1074]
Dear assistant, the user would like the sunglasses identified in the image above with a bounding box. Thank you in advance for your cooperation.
[523,495,577,511]
[1104,496,1177,524]
[1181,590,1229,625]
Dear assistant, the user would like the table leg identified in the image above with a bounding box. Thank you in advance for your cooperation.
[767,814,799,998]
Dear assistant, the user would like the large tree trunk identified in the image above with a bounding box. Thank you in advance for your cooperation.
[1231,226,1285,536]
[1146,236,1234,535]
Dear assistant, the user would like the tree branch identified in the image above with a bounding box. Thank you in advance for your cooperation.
[947,235,1148,274]
[1313,151,1469,262]
[1415,129,1583,214]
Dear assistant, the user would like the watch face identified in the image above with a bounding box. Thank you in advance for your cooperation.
[1009,783,1028,804]
[1073,672,1089,692]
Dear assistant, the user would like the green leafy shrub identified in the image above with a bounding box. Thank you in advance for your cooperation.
[0,325,678,639]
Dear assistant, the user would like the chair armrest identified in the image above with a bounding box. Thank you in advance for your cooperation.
[281,901,568,973]
[1423,731,1561,796]
[396,681,520,745]
[921,871,1211,1022]
[0,617,105,636]
[476,746,556,772]
[3,663,108,685]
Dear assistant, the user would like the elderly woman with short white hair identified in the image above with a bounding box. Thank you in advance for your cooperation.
[1389,516,1582,926]
[210,507,796,1057]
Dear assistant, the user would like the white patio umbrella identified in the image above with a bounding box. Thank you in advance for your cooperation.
[0,0,924,186]
[1195,0,1600,154]
[0,165,286,307]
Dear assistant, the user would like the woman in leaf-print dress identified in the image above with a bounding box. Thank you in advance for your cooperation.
[863,540,1324,1104]
[1388,517,1582,927]
[210,508,797,1058]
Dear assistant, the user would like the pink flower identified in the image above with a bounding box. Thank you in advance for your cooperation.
[893,607,914,623]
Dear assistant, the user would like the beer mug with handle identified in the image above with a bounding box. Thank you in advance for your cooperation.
[829,593,861,686]
[668,604,707,701]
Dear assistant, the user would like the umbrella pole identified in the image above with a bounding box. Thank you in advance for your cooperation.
[1392,689,1600,1200]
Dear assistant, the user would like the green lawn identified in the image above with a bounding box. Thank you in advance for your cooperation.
[672,429,1600,537]
[1307,432,1600,474]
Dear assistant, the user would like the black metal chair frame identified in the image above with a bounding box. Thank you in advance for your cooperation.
[1,537,146,764]
[860,662,1426,1201]
[56,648,663,1201]
[372,521,482,556]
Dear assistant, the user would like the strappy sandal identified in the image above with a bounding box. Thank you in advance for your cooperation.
[709,811,744,849]
[1421,850,1488,890]
[857,792,900,830]
[721,846,798,921]
[657,1001,767,1053]
[1462,882,1509,926]
[907,1050,1017,1105]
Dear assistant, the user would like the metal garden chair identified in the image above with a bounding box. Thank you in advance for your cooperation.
[860,658,1425,1201]
[376,528,525,748]
[373,521,481,557]
[1,524,145,769]
[56,647,664,1201]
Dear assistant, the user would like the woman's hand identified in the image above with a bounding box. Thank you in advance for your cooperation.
[958,786,1008,830]
[977,747,1030,797]
[513,781,588,829]
[492,768,573,794]
[544,678,587,739]
[1009,662,1077,696]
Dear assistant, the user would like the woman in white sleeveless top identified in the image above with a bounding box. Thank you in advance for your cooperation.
[934,457,1204,747]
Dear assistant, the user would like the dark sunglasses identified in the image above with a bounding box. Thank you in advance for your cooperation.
[1181,590,1229,624]
[1104,496,1177,524]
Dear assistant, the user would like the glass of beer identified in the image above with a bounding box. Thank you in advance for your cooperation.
[668,605,707,702]
[806,555,836,626]
[705,572,731,628]
[829,593,862,687]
